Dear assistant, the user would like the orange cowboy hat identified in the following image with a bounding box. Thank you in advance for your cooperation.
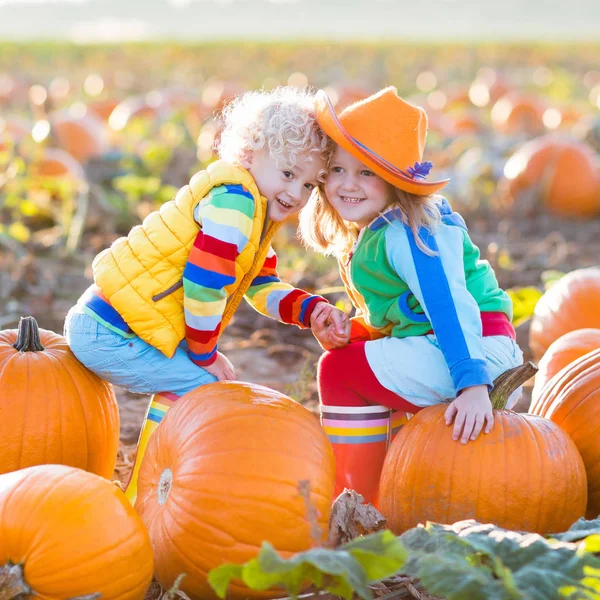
[316,86,450,196]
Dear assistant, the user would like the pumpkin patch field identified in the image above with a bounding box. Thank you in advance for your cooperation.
[2,41,600,599]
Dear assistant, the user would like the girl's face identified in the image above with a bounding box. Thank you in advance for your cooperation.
[325,146,394,229]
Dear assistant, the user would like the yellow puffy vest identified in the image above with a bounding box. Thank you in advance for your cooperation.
[93,160,281,358]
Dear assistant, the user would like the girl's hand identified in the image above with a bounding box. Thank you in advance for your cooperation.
[445,385,494,444]
[203,352,236,381]
[310,303,351,350]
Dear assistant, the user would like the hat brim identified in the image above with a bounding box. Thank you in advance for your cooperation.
[316,90,450,196]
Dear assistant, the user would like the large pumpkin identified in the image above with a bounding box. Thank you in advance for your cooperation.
[530,348,600,518]
[0,316,119,478]
[379,364,587,535]
[502,135,600,218]
[531,328,600,402]
[135,381,335,600]
[0,464,153,599]
[529,267,600,362]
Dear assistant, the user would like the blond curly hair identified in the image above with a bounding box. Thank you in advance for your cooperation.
[216,87,329,173]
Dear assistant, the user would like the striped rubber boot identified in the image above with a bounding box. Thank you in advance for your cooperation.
[124,391,179,505]
[390,410,414,443]
[321,404,393,508]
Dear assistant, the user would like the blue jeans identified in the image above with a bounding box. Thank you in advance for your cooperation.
[64,307,217,395]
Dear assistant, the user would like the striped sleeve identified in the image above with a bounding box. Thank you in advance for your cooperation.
[384,222,491,394]
[244,246,327,328]
[184,184,254,366]
[349,315,386,342]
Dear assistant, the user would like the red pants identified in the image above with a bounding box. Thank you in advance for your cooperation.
[318,341,422,412]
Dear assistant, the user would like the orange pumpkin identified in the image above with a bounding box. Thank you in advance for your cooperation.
[0,316,119,478]
[379,364,587,535]
[88,98,121,122]
[29,147,86,181]
[108,95,161,131]
[530,348,600,518]
[529,268,600,362]
[135,381,335,600]
[0,464,153,599]
[491,93,546,135]
[532,328,600,402]
[502,135,600,218]
[49,109,109,163]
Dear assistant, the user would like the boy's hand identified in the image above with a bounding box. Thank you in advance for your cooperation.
[310,302,351,351]
[445,385,494,444]
[203,351,236,381]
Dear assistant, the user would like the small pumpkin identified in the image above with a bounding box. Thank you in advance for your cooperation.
[0,464,153,600]
[30,147,86,181]
[529,267,600,362]
[379,364,587,535]
[0,316,119,478]
[531,328,600,402]
[530,348,600,518]
[135,381,335,600]
[491,93,545,135]
[49,109,109,163]
[502,135,600,218]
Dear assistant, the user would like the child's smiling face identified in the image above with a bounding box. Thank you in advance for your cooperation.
[325,145,394,228]
[241,150,325,222]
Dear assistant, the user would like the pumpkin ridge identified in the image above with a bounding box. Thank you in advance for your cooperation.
[523,415,545,533]
[56,351,118,477]
[53,352,98,468]
[170,482,321,529]
[44,349,68,468]
[543,359,600,422]
[444,412,462,526]
[558,375,600,426]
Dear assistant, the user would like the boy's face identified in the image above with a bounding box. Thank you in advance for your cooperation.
[241,150,325,222]
[325,146,393,228]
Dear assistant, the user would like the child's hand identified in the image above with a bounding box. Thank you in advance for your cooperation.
[204,352,236,381]
[445,385,494,444]
[310,302,351,351]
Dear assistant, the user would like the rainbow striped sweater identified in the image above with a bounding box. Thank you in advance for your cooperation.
[81,184,325,366]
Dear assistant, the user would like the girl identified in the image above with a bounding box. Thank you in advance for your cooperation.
[64,86,347,503]
[299,87,523,506]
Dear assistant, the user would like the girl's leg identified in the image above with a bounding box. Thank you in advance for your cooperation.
[318,342,422,507]
[65,309,217,504]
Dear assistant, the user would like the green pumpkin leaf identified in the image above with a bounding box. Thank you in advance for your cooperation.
[552,518,600,544]
[208,564,244,598]
[400,520,600,600]
[343,529,407,581]
[207,530,406,600]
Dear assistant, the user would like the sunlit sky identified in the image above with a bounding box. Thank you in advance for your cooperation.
[1,0,599,42]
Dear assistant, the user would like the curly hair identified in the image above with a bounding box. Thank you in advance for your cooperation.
[216,86,329,173]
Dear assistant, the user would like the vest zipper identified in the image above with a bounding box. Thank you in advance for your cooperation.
[152,280,183,302]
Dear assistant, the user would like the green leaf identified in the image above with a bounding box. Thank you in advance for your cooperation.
[553,519,600,544]
[400,520,600,600]
[207,530,407,600]
[343,529,407,581]
[208,564,244,598]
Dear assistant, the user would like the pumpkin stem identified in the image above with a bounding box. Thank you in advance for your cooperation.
[12,316,45,353]
[489,362,538,410]
[0,563,31,600]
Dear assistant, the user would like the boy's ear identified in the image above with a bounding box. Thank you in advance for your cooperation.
[239,149,253,169]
